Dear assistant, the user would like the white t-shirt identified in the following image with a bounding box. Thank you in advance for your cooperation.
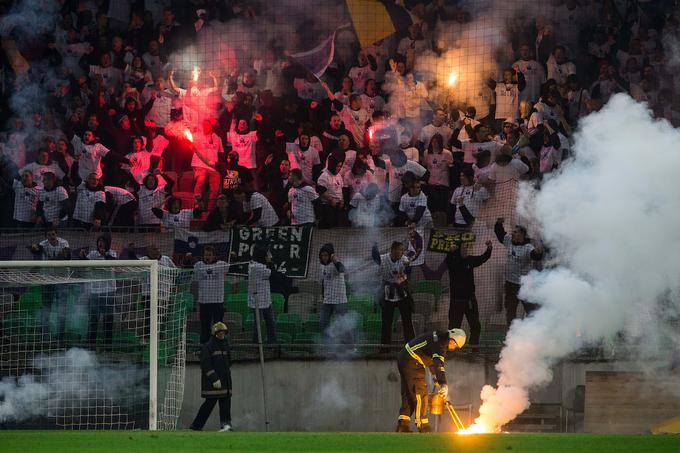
[451,185,490,225]
[399,192,432,228]
[194,260,228,304]
[424,150,453,186]
[138,185,166,225]
[288,185,318,225]
[338,106,370,148]
[343,170,376,198]
[125,151,152,183]
[248,192,279,227]
[514,59,545,103]
[387,159,427,203]
[488,158,529,183]
[21,162,65,182]
[39,238,69,260]
[13,180,39,222]
[247,261,272,309]
[317,169,344,204]
[494,83,520,120]
[192,132,224,171]
[71,135,110,180]
[546,57,576,86]
[227,130,258,169]
[286,143,321,182]
[419,124,453,150]
[161,209,194,231]
[320,262,347,305]
[348,65,375,93]
[39,186,69,223]
[502,234,536,284]
[378,253,410,286]
[461,140,502,164]
[149,134,169,157]
[105,186,135,205]
[349,192,381,227]
[73,184,105,224]
[142,88,175,127]
[402,146,420,162]
[360,93,385,117]
[86,249,118,294]
[540,146,561,173]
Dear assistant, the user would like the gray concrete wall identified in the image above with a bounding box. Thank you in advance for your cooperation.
[179,358,487,431]
[179,358,656,432]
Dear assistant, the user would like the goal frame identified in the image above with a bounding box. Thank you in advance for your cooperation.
[0,259,160,430]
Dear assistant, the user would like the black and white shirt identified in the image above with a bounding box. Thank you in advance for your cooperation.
[194,260,228,304]
[13,180,40,223]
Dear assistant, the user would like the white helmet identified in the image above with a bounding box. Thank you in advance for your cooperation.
[448,329,467,349]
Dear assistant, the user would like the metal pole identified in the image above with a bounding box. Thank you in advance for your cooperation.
[254,306,270,431]
[148,260,159,431]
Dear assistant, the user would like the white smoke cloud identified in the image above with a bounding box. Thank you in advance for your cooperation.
[470,94,680,431]
[0,348,147,425]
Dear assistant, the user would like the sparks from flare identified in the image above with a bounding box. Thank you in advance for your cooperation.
[457,422,494,435]
[447,71,458,87]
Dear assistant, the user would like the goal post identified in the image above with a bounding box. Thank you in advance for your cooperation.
[0,260,189,430]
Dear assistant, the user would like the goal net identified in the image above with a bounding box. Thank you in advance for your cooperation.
[0,260,192,430]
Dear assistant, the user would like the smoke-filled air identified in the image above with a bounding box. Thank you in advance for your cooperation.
[463,94,680,433]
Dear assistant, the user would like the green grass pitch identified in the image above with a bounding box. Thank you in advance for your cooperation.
[1,431,678,452]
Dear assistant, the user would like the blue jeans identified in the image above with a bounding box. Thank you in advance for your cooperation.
[251,307,277,344]
[88,292,116,346]
[319,303,353,344]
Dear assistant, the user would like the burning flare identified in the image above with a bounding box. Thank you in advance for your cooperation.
[447,71,458,87]
[184,129,193,143]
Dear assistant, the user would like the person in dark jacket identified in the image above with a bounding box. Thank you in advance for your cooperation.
[396,329,467,433]
[445,240,492,345]
[190,322,233,432]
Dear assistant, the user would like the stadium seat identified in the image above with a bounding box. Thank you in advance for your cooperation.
[236,279,248,294]
[225,293,249,318]
[412,293,435,321]
[287,293,317,316]
[348,293,376,318]
[271,293,285,315]
[303,314,321,333]
[17,292,42,314]
[295,280,321,300]
[224,320,241,334]
[223,312,243,326]
[362,316,382,343]
[414,280,442,306]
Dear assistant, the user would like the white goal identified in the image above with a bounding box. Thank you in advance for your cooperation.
[0,260,191,430]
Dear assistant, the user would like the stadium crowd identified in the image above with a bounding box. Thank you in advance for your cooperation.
[0,0,675,233]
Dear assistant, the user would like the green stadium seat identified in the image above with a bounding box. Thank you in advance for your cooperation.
[225,293,249,318]
[271,293,285,316]
[414,280,442,305]
[237,279,248,294]
[303,314,321,333]
[348,293,376,318]
[18,292,42,314]
[277,313,302,324]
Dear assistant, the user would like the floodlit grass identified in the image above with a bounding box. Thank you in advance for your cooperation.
[1,431,677,452]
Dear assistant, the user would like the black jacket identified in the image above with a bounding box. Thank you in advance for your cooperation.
[445,246,492,300]
[200,336,232,399]
[399,330,450,385]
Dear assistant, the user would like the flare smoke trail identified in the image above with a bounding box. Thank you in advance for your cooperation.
[0,348,147,423]
[467,94,680,432]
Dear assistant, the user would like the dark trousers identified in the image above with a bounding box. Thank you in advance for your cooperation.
[42,285,68,342]
[397,350,429,427]
[88,292,115,346]
[317,203,345,229]
[448,296,481,345]
[111,200,137,228]
[424,184,449,213]
[251,307,277,344]
[381,298,415,345]
[199,303,225,344]
[191,396,231,429]
[319,303,353,344]
[504,281,539,327]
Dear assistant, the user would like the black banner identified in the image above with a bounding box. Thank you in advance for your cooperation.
[228,226,314,278]
[427,229,476,253]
